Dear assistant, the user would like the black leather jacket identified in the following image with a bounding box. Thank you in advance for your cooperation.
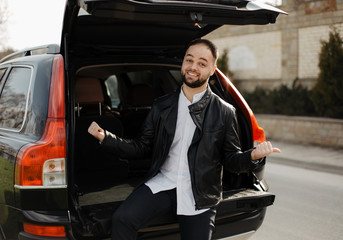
[101,87,263,210]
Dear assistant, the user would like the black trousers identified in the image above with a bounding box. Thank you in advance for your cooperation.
[111,184,216,240]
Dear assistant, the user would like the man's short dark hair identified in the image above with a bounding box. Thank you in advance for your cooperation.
[187,38,218,61]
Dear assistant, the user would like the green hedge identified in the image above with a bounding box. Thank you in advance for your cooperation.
[243,80,317,117]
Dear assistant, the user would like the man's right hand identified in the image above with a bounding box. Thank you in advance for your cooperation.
[88,121,105,142]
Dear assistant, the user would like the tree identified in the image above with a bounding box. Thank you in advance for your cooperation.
[0,0,9,24]
[0,0,10,50]
[0,48,14,60]
[217,48,234,79]
[311,29,343,118]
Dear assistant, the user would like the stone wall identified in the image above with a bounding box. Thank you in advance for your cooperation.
[256,114,343,148]
[206,0,343,92]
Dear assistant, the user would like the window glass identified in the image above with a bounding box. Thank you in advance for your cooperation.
[105,75,120,108]
[127,70,153,86]
[0,68,6,82]
[169,69,182,84]
[0,67,31,130]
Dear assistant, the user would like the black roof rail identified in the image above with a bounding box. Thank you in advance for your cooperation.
[0,44,60,63]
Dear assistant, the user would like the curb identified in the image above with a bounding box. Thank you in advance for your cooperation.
[268,156,343,176]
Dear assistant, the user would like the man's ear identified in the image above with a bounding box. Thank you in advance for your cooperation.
[211,65,217,76]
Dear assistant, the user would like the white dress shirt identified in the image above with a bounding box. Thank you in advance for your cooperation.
[145,87,209,216]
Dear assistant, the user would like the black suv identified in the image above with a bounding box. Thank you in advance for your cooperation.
[0,1,286,239]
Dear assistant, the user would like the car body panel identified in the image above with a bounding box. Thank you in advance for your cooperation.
[0,54,64,240]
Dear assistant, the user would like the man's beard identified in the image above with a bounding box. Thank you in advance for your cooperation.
[181,73,208,88]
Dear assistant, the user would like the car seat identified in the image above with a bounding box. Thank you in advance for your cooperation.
[74,77,127,187]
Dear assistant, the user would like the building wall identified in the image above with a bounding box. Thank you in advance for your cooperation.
[256,114,343,148]
[206,0,343,92]
[298,24,343,80]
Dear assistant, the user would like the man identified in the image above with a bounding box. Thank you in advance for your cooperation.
[88,39,280,240]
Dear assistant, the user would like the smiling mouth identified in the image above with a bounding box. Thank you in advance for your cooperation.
[186,71,199,77]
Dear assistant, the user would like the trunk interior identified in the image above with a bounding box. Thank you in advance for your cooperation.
[68,62,270,239]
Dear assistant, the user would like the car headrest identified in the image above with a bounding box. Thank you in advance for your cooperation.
[128,84,154,107]
[75,77,104,104]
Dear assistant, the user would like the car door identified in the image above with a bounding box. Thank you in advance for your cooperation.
[79,0,287,24]
[61,0,287,56]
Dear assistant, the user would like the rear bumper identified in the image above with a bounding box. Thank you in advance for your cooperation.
[19,232,68,240]
[14,207,267,240]
[18,210,71,240]
[135,208,267,240]
[216,231,255,240]
[213,208,267,239]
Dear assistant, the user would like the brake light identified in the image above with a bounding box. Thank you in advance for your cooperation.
[23,223,66,237]
[216,69,266,143]
[15,55,66,187]
[15,119,66,186]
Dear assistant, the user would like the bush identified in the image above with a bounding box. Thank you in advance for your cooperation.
[243,79,316,116]
[311,29,343,118]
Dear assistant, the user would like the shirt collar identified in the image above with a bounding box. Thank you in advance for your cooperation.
[180,86,207,105]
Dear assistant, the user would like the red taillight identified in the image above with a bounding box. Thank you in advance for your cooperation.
[216,69,266,143]
[23,223,66,237]
[15,55,66,187]
[15,119,66,186]
[48,54,65,118]
[249,114,265,143]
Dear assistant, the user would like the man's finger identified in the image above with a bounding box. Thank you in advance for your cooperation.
[272,147,281,153]
[88,122,99,135]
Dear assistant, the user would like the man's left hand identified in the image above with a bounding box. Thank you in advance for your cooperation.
[251,141,281,161]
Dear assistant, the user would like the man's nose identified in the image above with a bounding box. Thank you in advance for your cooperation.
[190,62,198,71]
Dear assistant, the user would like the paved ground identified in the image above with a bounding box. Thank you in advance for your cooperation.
[267,140,343,175]
[250,162,343,240]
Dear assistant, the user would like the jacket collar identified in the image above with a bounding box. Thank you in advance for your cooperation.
[159,85,213,135]
[188,85,213,131]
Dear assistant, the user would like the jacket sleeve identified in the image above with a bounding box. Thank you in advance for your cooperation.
[99,105,157,159]
[222,106,265,173]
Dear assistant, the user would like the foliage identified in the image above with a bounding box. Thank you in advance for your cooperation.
[0,48,15,60]
[217,48,234,78]
[0,0,10,50]
[0,0,9,25]
[311,29,343,118]
[243,79,317,116]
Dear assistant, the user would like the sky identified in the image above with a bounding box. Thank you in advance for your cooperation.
[2,0,282,51]
[3,0,66,51]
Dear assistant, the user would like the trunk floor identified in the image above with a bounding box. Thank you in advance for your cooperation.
[79,183,135,206]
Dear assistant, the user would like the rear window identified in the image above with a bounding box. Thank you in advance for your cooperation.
[0,68,7,82]
[105,75,120,108]
[0,67,32,130]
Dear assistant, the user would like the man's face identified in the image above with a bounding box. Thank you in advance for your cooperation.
[181,43,216,89]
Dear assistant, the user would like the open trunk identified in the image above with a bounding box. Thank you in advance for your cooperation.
[68,62,274,239]
[60,0,285,238]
